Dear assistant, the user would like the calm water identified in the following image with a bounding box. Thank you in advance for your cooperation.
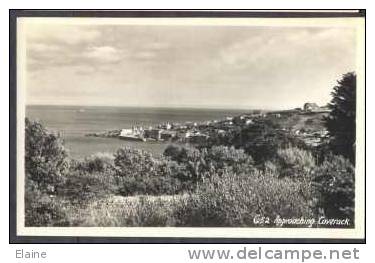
[26,105,247,159]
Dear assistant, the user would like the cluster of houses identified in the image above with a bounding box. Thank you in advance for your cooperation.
[118,113,259,144]
[98,102,332,147]
[119,121,211,143]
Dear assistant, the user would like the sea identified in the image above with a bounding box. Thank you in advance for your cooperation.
[26,105,248,159]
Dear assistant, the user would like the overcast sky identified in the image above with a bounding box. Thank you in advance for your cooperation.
[24,22,356,109]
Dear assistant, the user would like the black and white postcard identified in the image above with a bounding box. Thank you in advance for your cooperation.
[10,10,366,242]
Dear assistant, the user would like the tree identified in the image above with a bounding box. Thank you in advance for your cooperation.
[25,118,70,226]
[324,72,356,164]
[25,118,69,192]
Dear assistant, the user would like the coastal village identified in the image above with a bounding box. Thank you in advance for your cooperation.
[87,102,331,148]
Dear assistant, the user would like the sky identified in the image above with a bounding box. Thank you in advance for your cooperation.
[24,21,357,110]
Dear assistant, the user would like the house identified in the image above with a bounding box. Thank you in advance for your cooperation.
[120,129,133,137]
[119,128,145,141]
[144,129,162,140]
[120,127,143,137]
[160,130,177,141]
[245,119,253,125]
[159,122,172,130]
[303,102,320,112]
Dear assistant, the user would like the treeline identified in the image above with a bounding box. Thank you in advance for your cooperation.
[25,72,356,227]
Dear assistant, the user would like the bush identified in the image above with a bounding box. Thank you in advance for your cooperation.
[113,147,191,195]
[165,145,256,182]
[275,147,316,178]
[114,147,164,177]
[203,146,255,174]
[312,155,355,226]
[25,118,69,193]
[25,184,70,226]
[75,152,115,174]
[78,195,178,227]
[173,169,315,227]
[115,171,188,196]
[58,170,118,201]
[60,153,118,200]
[166,146,208,183]
[124,197,176,226]
[164,144,202,164]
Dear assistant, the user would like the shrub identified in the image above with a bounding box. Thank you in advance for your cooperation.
[25,118,70,193]
[75,152,115,174]
[165,145,256,181]
[203,146,255,174]
[113,147,191,195]
[114,147,176,179]
[58,170,119,201]
[312,155,355,226]
[174,169,315,227]
[171,147,208,183]
[115,171,188,196]
[25,185,70,226]
[78,195,178,227]
[124,197,176,226]
[275,147,316,178]
[164,144,202,164]
[164,144,186,161]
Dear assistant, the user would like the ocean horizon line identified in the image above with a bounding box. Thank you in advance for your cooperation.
[26,104,287,112]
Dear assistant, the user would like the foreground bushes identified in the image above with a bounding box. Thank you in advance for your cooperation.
[173,170,314,227]
[60,168,315,227]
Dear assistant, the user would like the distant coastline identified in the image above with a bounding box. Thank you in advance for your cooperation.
[26,105,251,158]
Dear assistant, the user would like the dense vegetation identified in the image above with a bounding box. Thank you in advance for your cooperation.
[324,72,356,164]
[24,73,356,227]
